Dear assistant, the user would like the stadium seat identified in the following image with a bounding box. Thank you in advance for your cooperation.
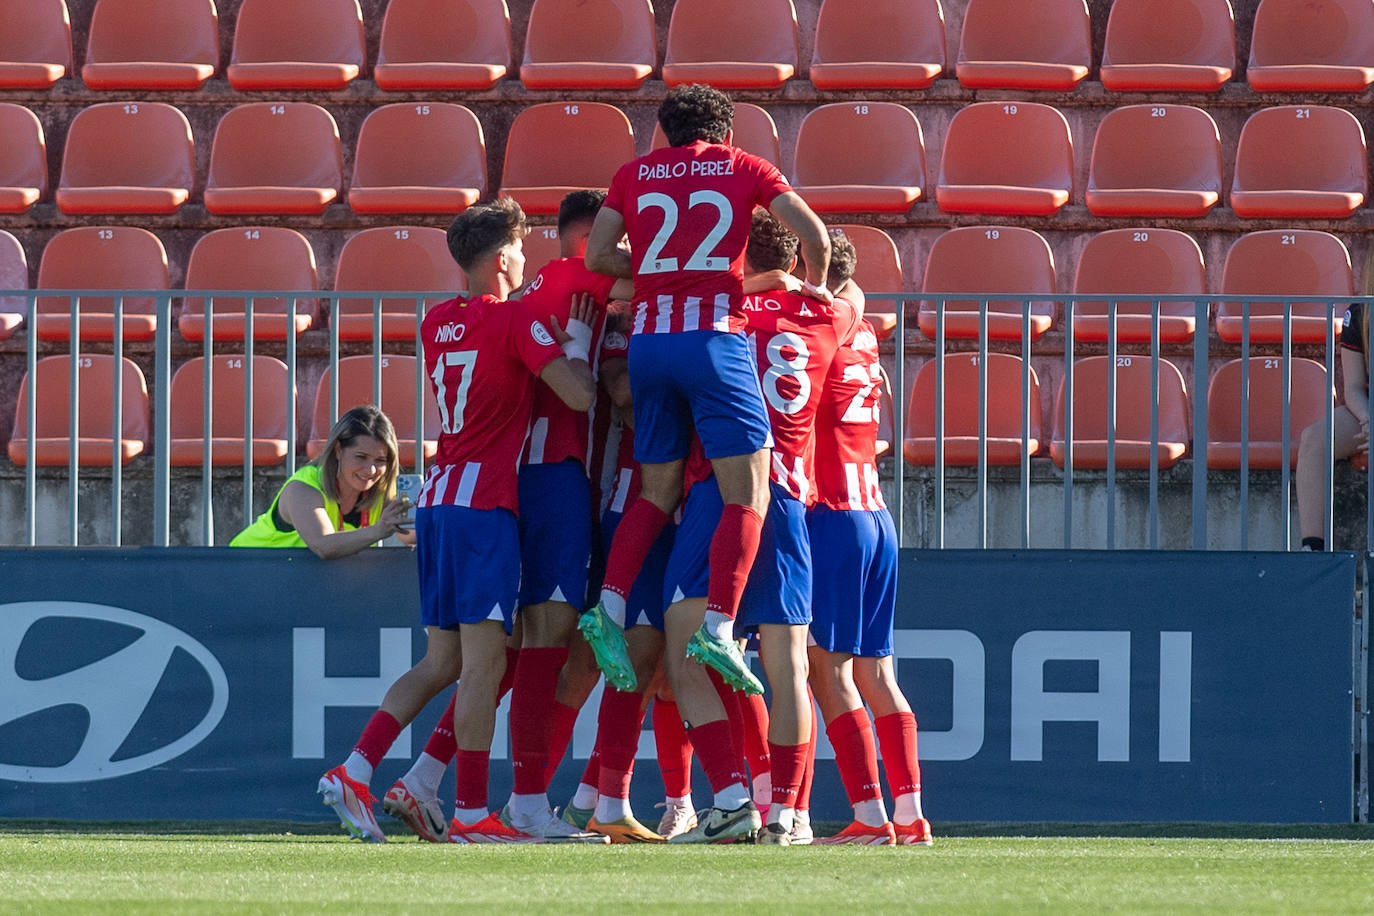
[0,229,26,340]
[918,226,1056,342]
[1099,0,1235,92]
[1051,356,1191,470]
[204,103,343,216]
[1072,228,1204,344]
[790,102,925,214]
[936,102,1074,216]
[955,0,1091,90]
[180,227,318,341]
[374,0,510,90]
[1217,230,1352,345]
[308,355,439,465]
[167,355,292,466]
[903,352,1043,466]
[650,102,781,166]
[1248,0,1374,92]
[0,0,72,88]
[661,0,799,88]
[227,0,365,90]
[0,104,45,213]
[831,224,904,340]
[1086,104,1223,218]
[82,0,218,89]
[348,103,487,214]
[35,226,166,342]
[7,355,149,466]
[333,227,465,341]
[499,102,634,214]
[1229,106,1367,219]
[55,102,195,215]
[521,0,655,89]
[808,0,945,90]
[521,225,563,278]
[1206,357,1331,469]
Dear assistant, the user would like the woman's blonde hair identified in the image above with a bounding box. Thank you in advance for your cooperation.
[315,404,400,515]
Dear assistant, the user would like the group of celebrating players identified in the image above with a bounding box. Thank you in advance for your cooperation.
[315,85,930,847]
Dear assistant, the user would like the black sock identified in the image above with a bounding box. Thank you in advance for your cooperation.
[1301,536,1325,551]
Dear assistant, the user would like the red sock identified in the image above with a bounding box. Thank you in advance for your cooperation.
[705,504,765,619]
[826,708,883,804]
[601,499,672,600]
[740,692,771,785]
[595,687,647,800]
[496,647,519,704]
[454,748,490,811]
[797,712,818,811]
[509,646,568,795]
[352,710,403,768]
[543,700,583,790]
[686,718,746,793]
[768,741,808,809]
[421,692,458,764]
[874,711,922,796]
[708,669,748,777]
[652,699,694,798]
[580,749,600,788]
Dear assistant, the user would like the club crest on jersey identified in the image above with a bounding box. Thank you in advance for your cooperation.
[434,322,466,343]
[531,320,555,346]
[604,330,628,351]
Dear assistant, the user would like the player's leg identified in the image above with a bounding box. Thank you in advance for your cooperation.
[651,691,697,839]
[792,700,818,845]
[739,688,772,812]
[1297,404,1363,547]
[754,623,811,843]
[588,625,668,842]
[545,636,599,790]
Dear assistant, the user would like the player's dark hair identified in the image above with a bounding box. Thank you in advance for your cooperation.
[827,229,858,293]
[315,404,400,513]
[446,197,527,271]
[557,189,607,234]
[658,84,734,147]
[746,208,800,273]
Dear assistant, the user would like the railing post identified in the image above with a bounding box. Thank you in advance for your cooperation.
[153,293,171,546]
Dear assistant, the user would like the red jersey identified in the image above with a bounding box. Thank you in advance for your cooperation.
[604,141,792,336]
[418,294,563,513]
[596,324,639,514]
[814,320,886,511]
[743,290,860,505]
[517,257,617,466]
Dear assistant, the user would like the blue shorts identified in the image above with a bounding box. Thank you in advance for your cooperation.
[416,505,519,633]
[601,508,675,631]
[807,504,898,657]
[628,329,773,464]
[517,460,591,611]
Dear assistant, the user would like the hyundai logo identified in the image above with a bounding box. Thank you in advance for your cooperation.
[0,602,229,783]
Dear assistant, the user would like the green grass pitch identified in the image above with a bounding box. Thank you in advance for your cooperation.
[4,825,1374,914]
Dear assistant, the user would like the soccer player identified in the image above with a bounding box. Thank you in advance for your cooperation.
[808,232,933,846]
[579,84,834,695]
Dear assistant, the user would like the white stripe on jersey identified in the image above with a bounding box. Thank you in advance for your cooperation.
[844,463,864,511]
[609,467,633,513]
[682,296,701,332]
[653,294,673,334]
[632,300,648,335]
[527,417,548,465]
[456,462,481,507]
[711,292,731,332]
[418,464,451,508]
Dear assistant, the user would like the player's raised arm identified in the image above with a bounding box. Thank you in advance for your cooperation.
[768,191,833,303]
[540,292,598,411]
[585,205,634,278]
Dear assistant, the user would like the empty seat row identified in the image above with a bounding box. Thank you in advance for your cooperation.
[6,0,1374,93]
[4,99,1367,221]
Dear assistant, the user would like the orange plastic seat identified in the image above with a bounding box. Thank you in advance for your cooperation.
[308,355,440,465]
[661,0,798,88]
[521,225,563,279]
[204,103,342,216]
[1206,357,1330,469]
[0,0,72,88]
[521,0,655,89]
[904,352,1043,466]
[349,103,487,214]
[1100,0,1235,92]
[499,102,634,215]
[82,0,218,89]
[375,0,510,90]
[1086,104,1222,218]
[791,102,925,214]
[180,227,318,341]
[831,224,904,340]
[0,229,26,340]
[55,102,194,215]
[956,0,1091,90]
[0,104,46,213]
[1248,0,1374,92]
[919,226,1056,342]
[1072,228,1203,344]
[809,0,945,90]
[227,0,364,90]
[936,102,1074,216]
[334,227,466,341]
[1052,356,1191,470]
[1217,230,1352,345]
[8,355,149,466]
[35,227,166,342]
[1230,106,1367,218]
[650,102,781,167]
[168,355,292,466]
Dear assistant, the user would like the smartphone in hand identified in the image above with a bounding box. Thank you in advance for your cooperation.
[395,473,423,529]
